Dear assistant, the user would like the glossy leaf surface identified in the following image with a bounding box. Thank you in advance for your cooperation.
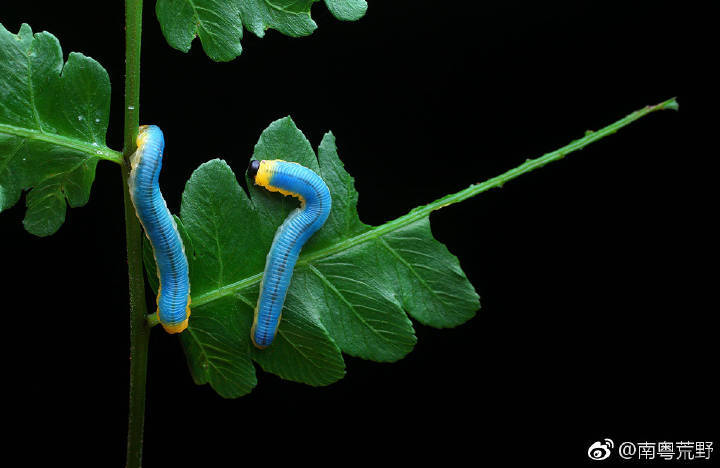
[155,0,368,62]
[0,23,118,236]
[144,116,479,397]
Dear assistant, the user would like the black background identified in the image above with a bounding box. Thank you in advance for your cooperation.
[0,1,714,466]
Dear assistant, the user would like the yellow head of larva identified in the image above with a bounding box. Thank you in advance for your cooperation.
[129,126,151,172]
[253,160,275,188]
[249,159,305,205]
[136,125,150,149]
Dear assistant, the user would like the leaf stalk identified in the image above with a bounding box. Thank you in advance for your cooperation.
[146,97,677,314]
[0,123,123,163]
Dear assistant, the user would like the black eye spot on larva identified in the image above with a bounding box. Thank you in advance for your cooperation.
[248,160,260,181]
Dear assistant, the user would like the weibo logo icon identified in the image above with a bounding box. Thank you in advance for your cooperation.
[588,439,614,461]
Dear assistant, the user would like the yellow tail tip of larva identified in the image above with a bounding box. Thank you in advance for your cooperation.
[157,300,191,334]
[251,339,268,350]
[161,317,189,334]
[249,321,267,350]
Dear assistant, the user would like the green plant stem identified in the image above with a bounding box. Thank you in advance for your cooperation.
[122,1,147,468]
[145,97,677,315]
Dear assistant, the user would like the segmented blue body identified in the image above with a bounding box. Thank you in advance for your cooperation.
[129,125,191,334]
[250,160,332,348]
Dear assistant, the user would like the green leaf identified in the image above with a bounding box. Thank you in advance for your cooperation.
[145,98,679,397]
[141,98,677,398]
[155,0,368,62]
[155,0,244,62]
[160,116,478,397]
[323,0,367,21]
[0,23,121,236]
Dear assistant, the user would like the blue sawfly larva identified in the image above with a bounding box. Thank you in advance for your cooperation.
[128,125,191,333]
[248,159,332,348]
